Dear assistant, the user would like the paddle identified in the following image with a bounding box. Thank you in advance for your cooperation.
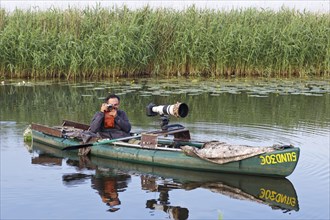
[62,135,141,151]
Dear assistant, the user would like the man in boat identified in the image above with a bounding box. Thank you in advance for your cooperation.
[90,94,131,139]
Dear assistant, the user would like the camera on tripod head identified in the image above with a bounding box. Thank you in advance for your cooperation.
[146,102,189,130]
[146,102,189,118]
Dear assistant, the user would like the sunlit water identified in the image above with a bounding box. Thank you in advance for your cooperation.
[1,79,329,219]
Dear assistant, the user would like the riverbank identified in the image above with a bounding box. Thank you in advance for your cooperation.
[0,6,329,79]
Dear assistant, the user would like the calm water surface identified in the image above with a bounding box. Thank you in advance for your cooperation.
[1,78,329,219]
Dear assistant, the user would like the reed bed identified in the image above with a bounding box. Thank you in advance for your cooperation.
[0,6,329,79]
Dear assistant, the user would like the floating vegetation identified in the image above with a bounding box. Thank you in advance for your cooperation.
[139,91,154,96]
[23,125,32,142]
[248,94,269,98]
[0,6,328,79]
[92,87,106,90]
[72,85,95,88]
[130,78,330,97]
[2,78,328,99]
[188,93,200,96]
[228,91,241,95]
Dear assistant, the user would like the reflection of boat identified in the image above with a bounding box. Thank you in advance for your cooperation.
[31,153,62,166]
[32,141,299,212]
[31,119,300,177]
[32,142,130,212]
[93,157,300,212]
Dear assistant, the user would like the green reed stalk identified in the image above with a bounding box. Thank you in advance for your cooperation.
[0,5,328,79]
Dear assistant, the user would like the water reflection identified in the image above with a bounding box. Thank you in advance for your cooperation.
[31,141,299,217]
[31,153,62,166]
[63,167,131,212]
[91,169,131,212]
[146,199,189,220]
[1,79,329,129]
[141,175,189,219]
[32,145,130,212]
[142,175,189,219]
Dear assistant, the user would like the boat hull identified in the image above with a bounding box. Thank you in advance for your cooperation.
[31,141,300,212]
[32,130,299,177]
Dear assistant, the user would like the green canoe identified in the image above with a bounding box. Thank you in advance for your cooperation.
[31,141,300,212]
[30,120,300,177]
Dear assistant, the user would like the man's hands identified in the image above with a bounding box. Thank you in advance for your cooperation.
[100,103,108,112]
[101,103,117,117]
[108,109,117,117]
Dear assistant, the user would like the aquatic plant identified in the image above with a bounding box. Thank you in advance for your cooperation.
[0,6,329,79]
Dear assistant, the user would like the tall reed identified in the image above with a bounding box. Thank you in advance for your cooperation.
[0,5,329,79]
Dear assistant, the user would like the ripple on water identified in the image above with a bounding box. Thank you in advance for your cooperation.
[189,122,304,146]
[189,121,329,183]
[297,132,330,180]
[0,121,17,125]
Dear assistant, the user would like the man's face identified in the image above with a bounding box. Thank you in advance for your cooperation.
[107,98,120,110]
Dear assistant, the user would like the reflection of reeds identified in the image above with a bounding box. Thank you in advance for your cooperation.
[0,6,329,78]
[1,80,329,128]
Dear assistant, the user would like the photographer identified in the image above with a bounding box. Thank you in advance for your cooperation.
[90,94,131,139]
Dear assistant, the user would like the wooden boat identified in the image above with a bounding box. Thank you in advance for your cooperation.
[30,119,300,177]
[32,141,300,212]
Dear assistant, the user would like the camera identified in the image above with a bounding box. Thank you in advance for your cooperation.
[146,102,189,118]
[106,104,114,111]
